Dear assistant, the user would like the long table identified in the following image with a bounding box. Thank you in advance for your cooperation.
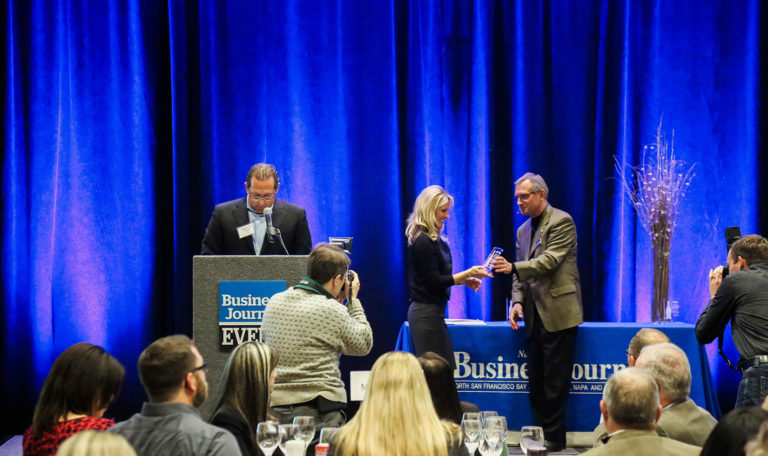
[395,321,720,431]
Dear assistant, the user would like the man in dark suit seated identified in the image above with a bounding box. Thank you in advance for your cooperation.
[201,163,312,255]
[582,368,700,456]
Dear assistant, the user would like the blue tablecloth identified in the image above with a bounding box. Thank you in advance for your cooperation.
[395,321,720,431]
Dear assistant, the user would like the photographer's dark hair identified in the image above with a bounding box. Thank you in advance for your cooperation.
[307,243,350,284]
[32,343,125,435]
[699,406,768,456]
[730,234,768,267]
[418,352,464,424]
[138,335,197,403]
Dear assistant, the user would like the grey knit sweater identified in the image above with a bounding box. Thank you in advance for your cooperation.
[261,287,373,406]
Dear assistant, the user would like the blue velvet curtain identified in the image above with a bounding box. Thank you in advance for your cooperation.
[2,0,766,435]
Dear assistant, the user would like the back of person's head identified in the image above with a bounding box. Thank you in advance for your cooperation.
[56,431,136,456]
[336,351,455,456]
[627,328,670,359]
[215,341,278,434]
[32,343,125,435]
[635,342,691,403]
[307,243,351,284]
[418,352,463,424]
[405,185,454,243]
[138,335,196,403]
[700,407,768,456]
[603,367,659,430]
[746,421,768,456]
[731,234,768,267]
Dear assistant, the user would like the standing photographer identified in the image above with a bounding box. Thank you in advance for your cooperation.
[696,234,768,407]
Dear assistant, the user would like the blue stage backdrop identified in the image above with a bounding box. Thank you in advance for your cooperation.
[2,0,766,436]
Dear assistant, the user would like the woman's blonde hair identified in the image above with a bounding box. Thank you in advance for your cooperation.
[334,351,461,456]
[56,431,136,456]
[405,185,454,244]
[213,341,278,445]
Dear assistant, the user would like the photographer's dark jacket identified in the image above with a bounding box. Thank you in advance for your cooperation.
[696,262,768,361]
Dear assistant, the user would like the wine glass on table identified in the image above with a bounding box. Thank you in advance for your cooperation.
[293,415,316,449]
[519,426,546,455]
[478,428,505,456]
[255,420,279,456]
[461,418,482,455]
[483,416,508,446]
[462,412,481,422]
[278,423,304,456]
[479,410,498,427]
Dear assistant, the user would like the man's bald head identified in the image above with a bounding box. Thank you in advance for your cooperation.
[627,328,670,366]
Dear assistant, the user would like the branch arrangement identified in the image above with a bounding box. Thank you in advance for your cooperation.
[615,122,696,321]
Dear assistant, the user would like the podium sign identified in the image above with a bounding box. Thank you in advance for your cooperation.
[218,280,286,347]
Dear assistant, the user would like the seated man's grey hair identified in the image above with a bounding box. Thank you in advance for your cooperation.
[603,367,659,429]
[636,342,691,403]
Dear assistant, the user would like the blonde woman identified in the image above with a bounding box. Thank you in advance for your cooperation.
[56,431,135,456]
[330,351,467,456]
[210,341,279,456]
[406,185,491,368]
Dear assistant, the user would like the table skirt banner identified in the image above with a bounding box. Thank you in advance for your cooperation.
[395,321,720,431]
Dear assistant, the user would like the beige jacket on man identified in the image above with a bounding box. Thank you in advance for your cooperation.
[512,205,583,333]
[583,429,701,456]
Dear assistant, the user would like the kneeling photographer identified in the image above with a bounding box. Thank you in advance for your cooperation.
[696,234,768,407]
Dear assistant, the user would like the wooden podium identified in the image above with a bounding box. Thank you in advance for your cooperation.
[192,255,308,417]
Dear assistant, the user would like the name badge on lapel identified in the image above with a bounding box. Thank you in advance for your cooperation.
[237,223,255,239]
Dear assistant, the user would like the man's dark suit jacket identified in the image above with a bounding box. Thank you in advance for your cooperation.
[201,197,312,255]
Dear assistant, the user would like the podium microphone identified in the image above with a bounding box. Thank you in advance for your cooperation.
[263,206,289,254]
[263,206,277,244]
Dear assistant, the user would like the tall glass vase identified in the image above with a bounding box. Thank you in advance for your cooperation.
[651,234,671,323]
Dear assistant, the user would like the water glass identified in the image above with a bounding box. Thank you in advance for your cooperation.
[519,426,545,455]
[318,427,340,445]
[292,416,316,448]
[461,418,481,455]
[278,423,303,456]
[256,421,279,456]
[479,428,505,456]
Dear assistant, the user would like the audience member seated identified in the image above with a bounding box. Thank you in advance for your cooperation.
[419,352,479,423]
[210,341,278,456]
[633,342,716,446]
[108,335,240,456]
[746,421,768,456]
[699,406,768,456]
[582,367,700,455]
[329,351,468,456]
[23,343,125,456]
[592,327,670,444]
[56,431,136,456]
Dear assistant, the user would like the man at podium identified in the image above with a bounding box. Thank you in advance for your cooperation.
[201,163,312,255]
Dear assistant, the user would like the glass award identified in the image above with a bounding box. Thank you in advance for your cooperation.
[483,247,504,272]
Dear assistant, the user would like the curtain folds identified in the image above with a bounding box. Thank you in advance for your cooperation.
[2,0,765,432]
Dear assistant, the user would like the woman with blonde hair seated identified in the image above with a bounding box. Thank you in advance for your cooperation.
[330,351,467,456]
[56,431,135,456]
[210,341,279,456]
